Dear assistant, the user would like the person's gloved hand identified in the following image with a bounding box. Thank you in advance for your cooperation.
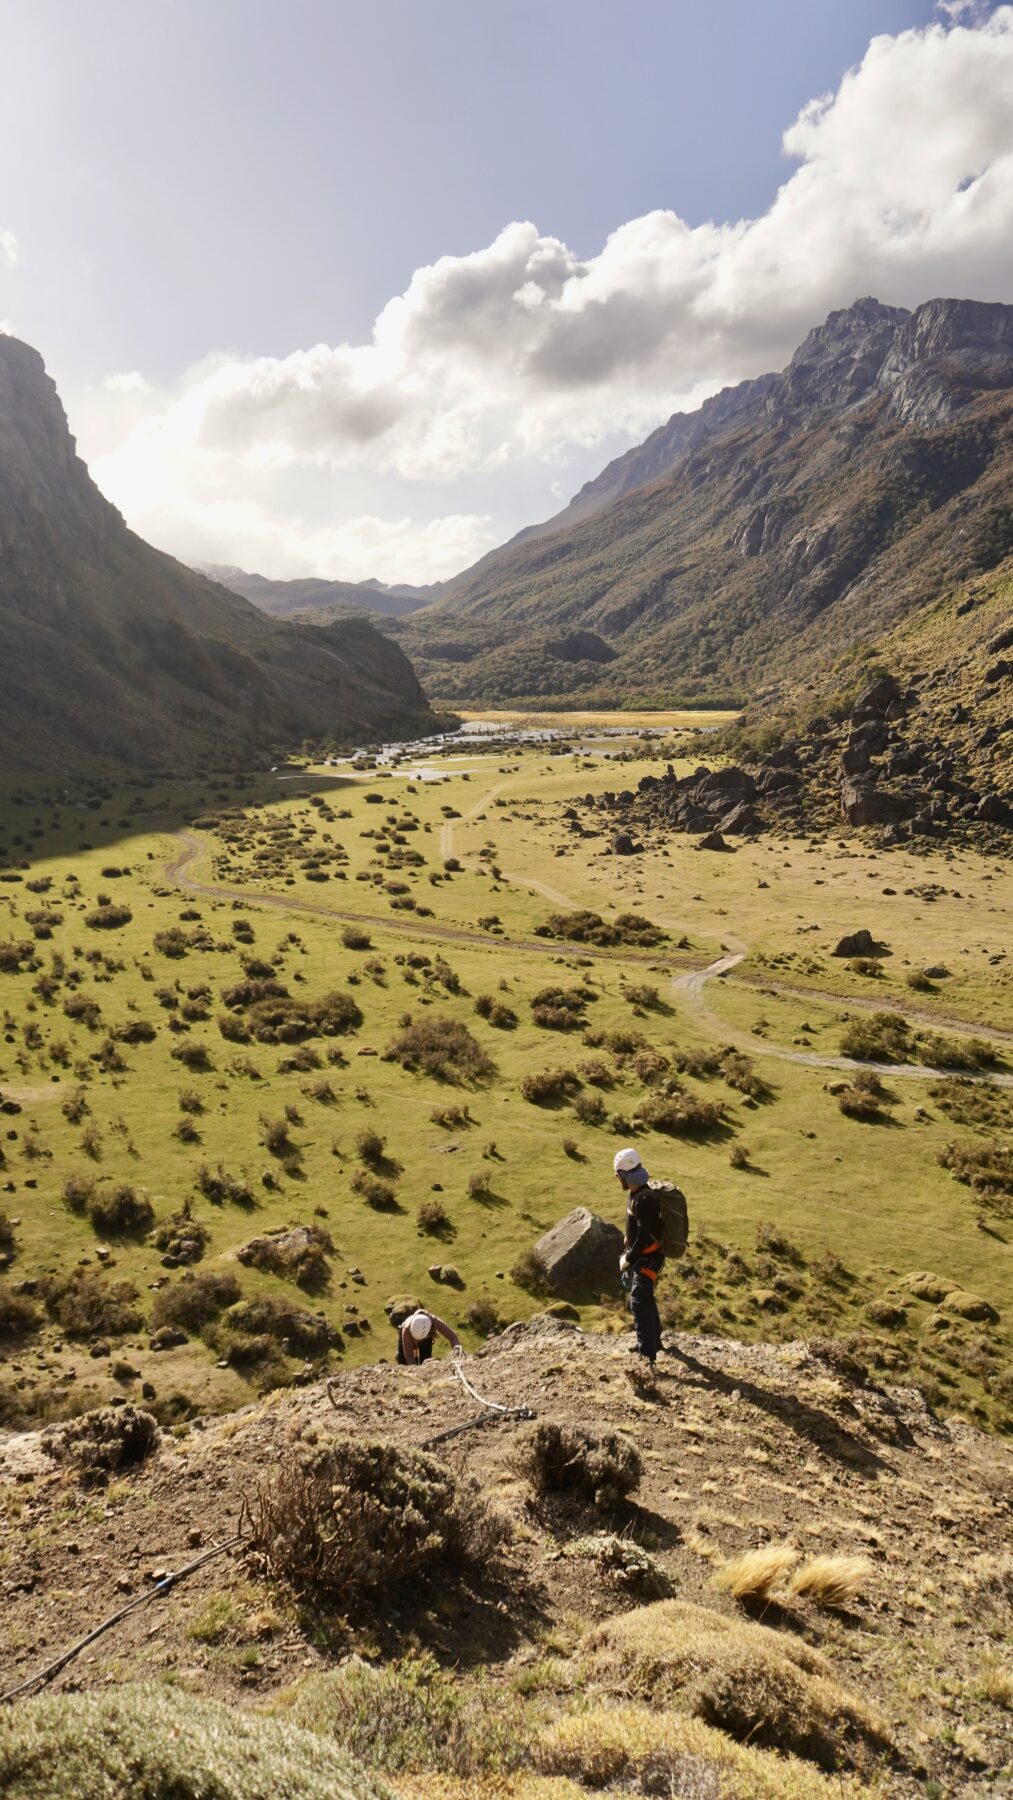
[619,1252,630,1274]
[451,1342,464,1359]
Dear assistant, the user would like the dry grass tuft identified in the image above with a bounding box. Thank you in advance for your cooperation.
[586,1599,893,1772]
[535,1705,871,1798]
[714,1542,799,1601]
[976,1649,1013,1710]
[790,1556,873,1610]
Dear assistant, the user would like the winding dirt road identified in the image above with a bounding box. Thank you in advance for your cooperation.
[161,797,1013,1092]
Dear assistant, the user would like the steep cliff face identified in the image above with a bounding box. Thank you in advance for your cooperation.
[0,337,435,776]
[395,297,1013,706]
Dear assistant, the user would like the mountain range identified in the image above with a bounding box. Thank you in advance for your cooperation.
[0,337,435,779]
[196,565,435,621]
[382,296,1013,708]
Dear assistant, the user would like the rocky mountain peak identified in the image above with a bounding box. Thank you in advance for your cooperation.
[778,297,908,413]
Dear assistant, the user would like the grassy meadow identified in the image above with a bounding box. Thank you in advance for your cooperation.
[0,725,1010,1433]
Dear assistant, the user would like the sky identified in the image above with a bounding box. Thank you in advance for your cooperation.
[2,0,1012,585]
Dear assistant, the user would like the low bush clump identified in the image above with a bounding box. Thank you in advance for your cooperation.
[151,1270,242,1335]
[839,1012,910,1063]
[246,1438,506,1610]
[510,1248,550,1295]
[85,903,132,930]
[530,985,592,1030]
[341,925,372,950]
[84,1183,155,1238]
[40,1270,142,1338]
[567,1532,673,1598]
[714,1544,799,1600]
[586,1599,893,1772]
[42,1404,159,1485]
[518,1421,641,1508]
[244,990,362,1044]
[238,1224,334,1289]
[221,1295,332,1357]
[537,909,665,948]
[473,994,517,1028]
[521,1065,582,1105]
[789,1556,873,1610]
[635,1094,723,1136]
[195,1162,255,1207]
[0,1684,392,1800]
[0,1283,41,1340]
[917,1031,995,1072]
[350,1169,399,1209]
[0,938,34,972]
[383,1016,494,1082]
[939,1140,1013,1213]
[289,1653,522,1779]
[416,1198,451,1235]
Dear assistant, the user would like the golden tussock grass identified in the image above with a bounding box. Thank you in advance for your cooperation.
[789,1556,873,1610]
[534,1706,877,1799]
[714,1542,799,1600]
[976,1649,1013,1710]
[585,1600,894,1772]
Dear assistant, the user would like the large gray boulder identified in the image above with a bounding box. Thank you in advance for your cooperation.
[532,1207,624,1298]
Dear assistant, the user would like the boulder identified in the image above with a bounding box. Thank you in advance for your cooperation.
[831,928,880,958]
[532,1207,624,1299]
[839,777,893,827]
[696,830,730,852]
[610,832,637,856]
[839,742,871,777]
[718,803,761,836]
[851,674,900,723]
[976,793,1010,822]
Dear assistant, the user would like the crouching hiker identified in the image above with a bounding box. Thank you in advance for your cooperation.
[613,1147,689,1366]
[397,1307,461,1366]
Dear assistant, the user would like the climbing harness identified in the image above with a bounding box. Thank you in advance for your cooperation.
[2,1352,533,1707]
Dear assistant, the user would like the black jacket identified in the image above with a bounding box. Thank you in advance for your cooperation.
[625,1182,663,1261]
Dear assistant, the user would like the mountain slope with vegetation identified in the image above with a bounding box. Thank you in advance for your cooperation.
[200,565,436,621]
[0,337,435,778]
[393,297,1013,707]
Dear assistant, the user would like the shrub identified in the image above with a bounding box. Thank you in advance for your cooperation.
[355,1128,387,1169]
[755,1222,804,1264]
[939,1140,1013,1211]
[530,985,591,1030]
[151,1271,242,1334]
[350,1169,399,1209]
[384,1017,493,1082]
[0,1283,41,1340]
[110,1017,157,1045]
[289,1652,520,1778]
[510,1248,549,1295]
[729,1142,750,1169]
[85,1183,155,1238]
[341,925,372,950]
[838,1084,883,1120]
[194,1161,255,1207]
[566,1533,673,1598]
[518,1421,641,1508]
[430,1104,473,1129]
[85,903,132,929]
[635,1094,723,1136]
[42,1405,158,1484]
[840,1012,910,1063]
[62,1171,96,1213]
[171,1041,215,1072]
[0,1684,390,1800]
[573,1091,607,1126]
[150,1205,209,1264]
[417,1198,451,1235]
[40,1270,142,1338]
[221,1295,331,1357]
[917,1031,995,1072]
[473,994,516,1028]
[0,938,34,972]
[521,1065,581,1105]
[538,909,665,948]
[245,990,362,1044]
[246,1438,506,1609]
[464,1296,501,1335]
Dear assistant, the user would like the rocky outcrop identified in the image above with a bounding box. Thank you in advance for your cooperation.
[532,1209,624,1299]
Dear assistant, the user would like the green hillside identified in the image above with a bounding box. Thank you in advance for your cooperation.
[0,338,436,778]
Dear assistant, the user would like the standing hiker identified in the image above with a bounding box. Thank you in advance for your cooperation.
[613,1147,689,1365]
[396,1307,461,1366]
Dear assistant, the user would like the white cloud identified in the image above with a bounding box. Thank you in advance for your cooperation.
[0,229,21,269]
[0,320,14,337]
[103,370,151,394]
[84,7,1013,582]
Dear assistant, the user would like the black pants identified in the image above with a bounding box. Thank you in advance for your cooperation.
[396,1332,432,1365]
[630,1256,664,1359]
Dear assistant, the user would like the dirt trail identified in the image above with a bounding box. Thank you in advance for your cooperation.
[154,792,1013,1097]
[162,830,683,969]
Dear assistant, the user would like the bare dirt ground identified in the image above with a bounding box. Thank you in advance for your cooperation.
[1,1318,1009,1791]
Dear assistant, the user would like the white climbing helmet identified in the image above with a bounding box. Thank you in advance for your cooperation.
[613,1147,641,1175]
[408,1310,432,1341]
